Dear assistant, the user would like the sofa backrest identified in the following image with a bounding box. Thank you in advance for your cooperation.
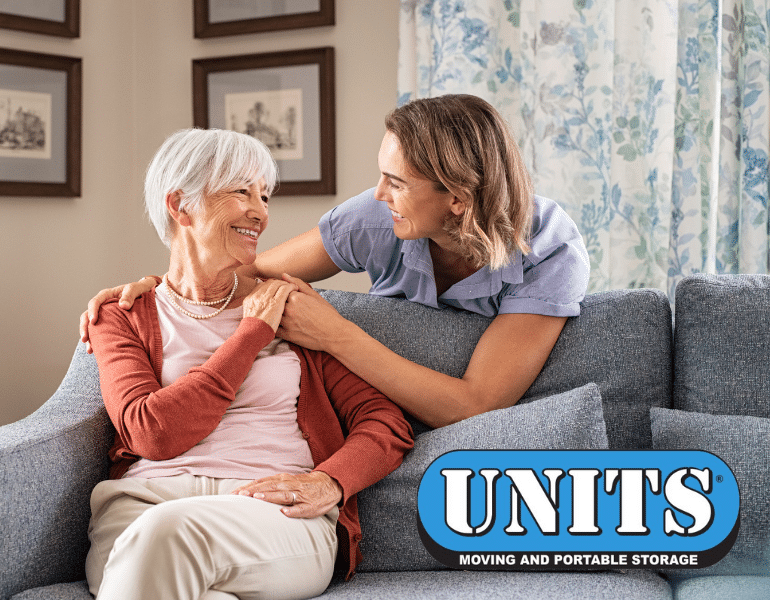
[2,288,674,591]
[322,287,674,450]
[0,343,111,597]
[674,274,770,416]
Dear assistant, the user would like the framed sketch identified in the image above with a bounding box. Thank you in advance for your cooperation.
[0,0,79,37]
[0,48,81,196]
[194,0,333,38]
[193,47,335,196]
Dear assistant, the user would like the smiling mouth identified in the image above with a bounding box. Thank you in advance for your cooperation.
[233,227,259,240]
[390,209,404,219]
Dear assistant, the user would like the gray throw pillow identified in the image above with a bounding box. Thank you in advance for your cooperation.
[357,383,609,572]
[650,407,770,577]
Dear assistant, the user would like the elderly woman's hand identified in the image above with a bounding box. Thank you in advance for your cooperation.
[242,278,298,333]
[231,471,343,519]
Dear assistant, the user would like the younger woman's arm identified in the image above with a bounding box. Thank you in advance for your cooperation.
[277,276,566,428]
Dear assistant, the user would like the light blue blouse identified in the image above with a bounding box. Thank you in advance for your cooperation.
[318,188,590,318]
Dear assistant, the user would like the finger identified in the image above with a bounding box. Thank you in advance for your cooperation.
[87,287,119,325]
[118,283,144,309]
[79,311,90,342]
[230,473,290,495]
[249,489,296,505]
[281,503,313,518]
[280,496,338,519]
[249,278,279,296]
[272,282,297,305]
[238,489,295,506]
[282,274,315,294]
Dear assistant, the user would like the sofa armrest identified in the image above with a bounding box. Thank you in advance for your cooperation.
[0,343,113,600]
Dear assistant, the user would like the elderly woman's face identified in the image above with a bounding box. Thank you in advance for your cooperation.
[187,178,270,267]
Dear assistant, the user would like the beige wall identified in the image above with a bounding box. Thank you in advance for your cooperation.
[0,1,399,425]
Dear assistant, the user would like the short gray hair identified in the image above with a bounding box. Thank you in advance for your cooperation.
[145,128,278,247]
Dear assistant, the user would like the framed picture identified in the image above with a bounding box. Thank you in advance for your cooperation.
[193,47,335,196]
[0,0,79,37]
[194,0,333,38]
[0,48,81,196]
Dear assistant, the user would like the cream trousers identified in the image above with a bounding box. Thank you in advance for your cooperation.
[85,475,338,600]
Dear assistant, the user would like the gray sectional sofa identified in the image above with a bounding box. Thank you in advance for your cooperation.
[1,274,769,599]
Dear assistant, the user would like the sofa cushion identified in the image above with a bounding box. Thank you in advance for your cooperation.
[323,287,672,450]
[356,383,608,572]
[650,407,770,576]
[673,274,770,416]
[8,572,673,600]
[671,576,770,600]
[319,569,672,599]
[522,288,672,451]
[9,581,91,600]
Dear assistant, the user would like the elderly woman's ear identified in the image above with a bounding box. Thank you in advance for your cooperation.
[166,191,192,227]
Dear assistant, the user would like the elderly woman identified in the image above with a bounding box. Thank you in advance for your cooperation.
[85,128,413,600]
[85,95,588,430]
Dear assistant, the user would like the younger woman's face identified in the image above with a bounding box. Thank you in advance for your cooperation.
[373,131,462,244]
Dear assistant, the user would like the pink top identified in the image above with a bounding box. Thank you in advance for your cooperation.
[124,282,313,480]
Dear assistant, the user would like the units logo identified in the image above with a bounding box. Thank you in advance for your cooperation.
[417,450,740,570]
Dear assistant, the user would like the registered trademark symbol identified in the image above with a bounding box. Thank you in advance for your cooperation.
[716,475,724,483]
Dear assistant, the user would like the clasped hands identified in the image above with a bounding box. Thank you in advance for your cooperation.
[277,274,344,352]
[243,274,345,347]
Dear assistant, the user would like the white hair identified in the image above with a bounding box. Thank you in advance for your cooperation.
[144,128,278,247]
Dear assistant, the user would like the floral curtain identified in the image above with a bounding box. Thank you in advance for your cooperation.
[398,0,769,300]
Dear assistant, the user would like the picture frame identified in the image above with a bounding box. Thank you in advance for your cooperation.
[194,0,333,38]
[193,47,335,196]
[0,48,82,196]
[0,0,79,38]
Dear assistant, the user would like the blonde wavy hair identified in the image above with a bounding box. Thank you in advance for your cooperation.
[384,94,533,270]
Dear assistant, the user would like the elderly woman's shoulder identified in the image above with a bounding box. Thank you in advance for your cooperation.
[96,291,156,325]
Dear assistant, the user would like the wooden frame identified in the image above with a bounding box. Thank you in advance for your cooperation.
[0,48,81,196]
[0,0,79,37]
[194,0,333,38]
[193,47,335,196]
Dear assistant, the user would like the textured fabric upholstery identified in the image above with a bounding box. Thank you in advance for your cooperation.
[324,288,673,450]
[9,571,674,600]
[0,344,111,600]
[318,570,672,599]
[9,581,91,600]
[651,408,770,577]
[1,288,674,598]
[673,274,770,417]
[357,384,609,572]
[671,576,770,600]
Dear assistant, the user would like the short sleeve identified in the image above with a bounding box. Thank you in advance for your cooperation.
[318,188,388,274]
[499,196,590,317]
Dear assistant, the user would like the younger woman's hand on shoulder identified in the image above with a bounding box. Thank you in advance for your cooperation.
[79,276,160,352]
[242,278,298,333]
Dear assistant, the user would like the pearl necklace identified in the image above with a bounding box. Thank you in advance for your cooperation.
[162,273,238,320]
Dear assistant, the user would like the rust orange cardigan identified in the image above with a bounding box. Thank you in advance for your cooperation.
[88,289,414,580]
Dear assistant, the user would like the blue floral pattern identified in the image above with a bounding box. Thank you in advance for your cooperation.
[399,0,769,300]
